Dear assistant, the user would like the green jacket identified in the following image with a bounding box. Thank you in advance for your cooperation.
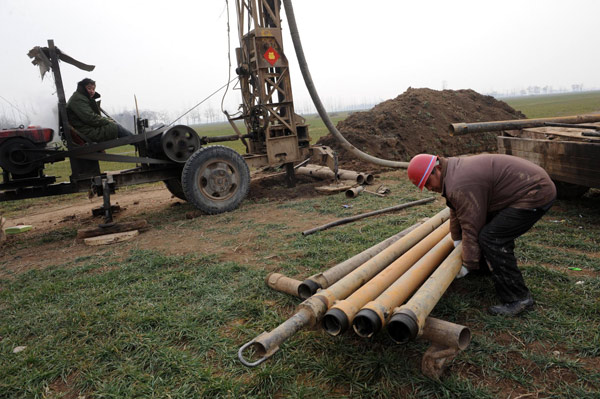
[66,86,118,142]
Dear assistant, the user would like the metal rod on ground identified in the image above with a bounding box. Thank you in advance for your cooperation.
[322,224,450,337]
[302,197,435,236]
[238,208,450,366]
[298,219,426,299]
[352,234,454,338]
[387,244,463,344]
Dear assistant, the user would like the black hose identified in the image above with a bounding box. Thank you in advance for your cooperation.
[282,0,408,168]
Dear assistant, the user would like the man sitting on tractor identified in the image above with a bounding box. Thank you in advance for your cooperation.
[66,78,133,143]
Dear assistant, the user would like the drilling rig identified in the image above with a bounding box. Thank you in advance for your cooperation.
[0,0,335,222]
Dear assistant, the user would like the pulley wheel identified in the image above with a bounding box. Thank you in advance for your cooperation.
[161,125,201,163]
[0,137,40,175]
[181,145,250,214]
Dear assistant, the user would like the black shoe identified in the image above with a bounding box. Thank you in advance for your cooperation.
[488,295,534,316]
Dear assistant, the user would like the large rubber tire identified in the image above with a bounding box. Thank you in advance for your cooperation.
[554,180,590,200]
[181,145,250,214]
[163,178,186,201]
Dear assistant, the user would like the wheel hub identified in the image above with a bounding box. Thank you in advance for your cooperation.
[199,160,238,200]
[207,167,233,195]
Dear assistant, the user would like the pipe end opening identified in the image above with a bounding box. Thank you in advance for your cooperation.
[322,308,349,336]
[298,279,321,299]
[352,309,381,338]
[387,312,418,344]
[458,327,471,350]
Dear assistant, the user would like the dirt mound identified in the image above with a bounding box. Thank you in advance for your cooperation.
[317,88,526,168]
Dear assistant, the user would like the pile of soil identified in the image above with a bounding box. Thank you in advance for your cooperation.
[317,88,526,168]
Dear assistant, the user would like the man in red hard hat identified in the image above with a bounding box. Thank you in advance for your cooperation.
[407,153,556,316]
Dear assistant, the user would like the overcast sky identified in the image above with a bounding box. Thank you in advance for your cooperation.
[2,0,600,126]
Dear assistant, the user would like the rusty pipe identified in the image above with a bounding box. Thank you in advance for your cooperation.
[450,113,600,136]
[420,317,470,350]
[298,220,425,299]
[238,208,450,366]
[337,169,365,184]
[266,273,301,297]
[361,173,374,185]
[352,234,454,338]
[322,227,451,337]
[296,165,335,180]
[345,186,364,198]
[387,244,463,344]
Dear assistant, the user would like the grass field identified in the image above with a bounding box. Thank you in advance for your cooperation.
[1,92,599,398]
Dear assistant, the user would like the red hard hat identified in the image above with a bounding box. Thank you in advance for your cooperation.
[407,154,438,191]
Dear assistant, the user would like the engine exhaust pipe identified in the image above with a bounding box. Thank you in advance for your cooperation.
[352,235,454,338]
[322,224,450,336]
[387,244,463,343]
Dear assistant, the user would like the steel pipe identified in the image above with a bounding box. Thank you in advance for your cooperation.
[323,226,451,337]
[345,186,364,198]
[387,244,463,344]
[238,208,450,366]
[298,220,425,299]
[266,272,301,297]
[352,235,454,338]
[420,317,470,350]
[337,169,365,184]
[296,165,335,180]
[450,113,600,136]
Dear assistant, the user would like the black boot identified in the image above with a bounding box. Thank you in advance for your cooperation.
[488,294,534,316]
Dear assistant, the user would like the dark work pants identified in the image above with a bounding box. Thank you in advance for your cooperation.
[478,200,553,303]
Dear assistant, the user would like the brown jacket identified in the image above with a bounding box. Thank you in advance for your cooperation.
[440,154,556,269]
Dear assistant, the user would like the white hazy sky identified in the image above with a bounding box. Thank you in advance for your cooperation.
[2,0,600,126]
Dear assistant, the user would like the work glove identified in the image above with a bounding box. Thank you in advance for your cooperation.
[455,265,469,279]
[453,239,462,248]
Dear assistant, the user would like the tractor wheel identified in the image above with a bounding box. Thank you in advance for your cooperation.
[163,177,186,201]
[182,145,250,214]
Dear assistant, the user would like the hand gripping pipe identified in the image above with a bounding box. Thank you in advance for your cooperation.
[282,0,409,169]
[238,208,450,366]
[352,234,454,338]
[387,244,463,344]
[298,220,424,299]
[322,223,450,337]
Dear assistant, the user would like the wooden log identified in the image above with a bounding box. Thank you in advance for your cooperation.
[77,220,148,239]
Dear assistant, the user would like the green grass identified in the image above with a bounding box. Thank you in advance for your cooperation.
[1,181,598,398]
[504,90,600,118]
[1,94,600,398]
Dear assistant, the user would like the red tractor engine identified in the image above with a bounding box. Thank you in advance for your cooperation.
[0,126,54,179]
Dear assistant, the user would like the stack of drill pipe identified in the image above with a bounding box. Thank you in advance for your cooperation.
[351,234,454,338]
[238,208,450,366]
[322,222,451,336]
[386,244,464,344]
[298,219,426,299]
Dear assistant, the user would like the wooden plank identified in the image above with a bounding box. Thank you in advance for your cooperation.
[77,220,148,239]
[521,122,600,142]
[84,230,139,246]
